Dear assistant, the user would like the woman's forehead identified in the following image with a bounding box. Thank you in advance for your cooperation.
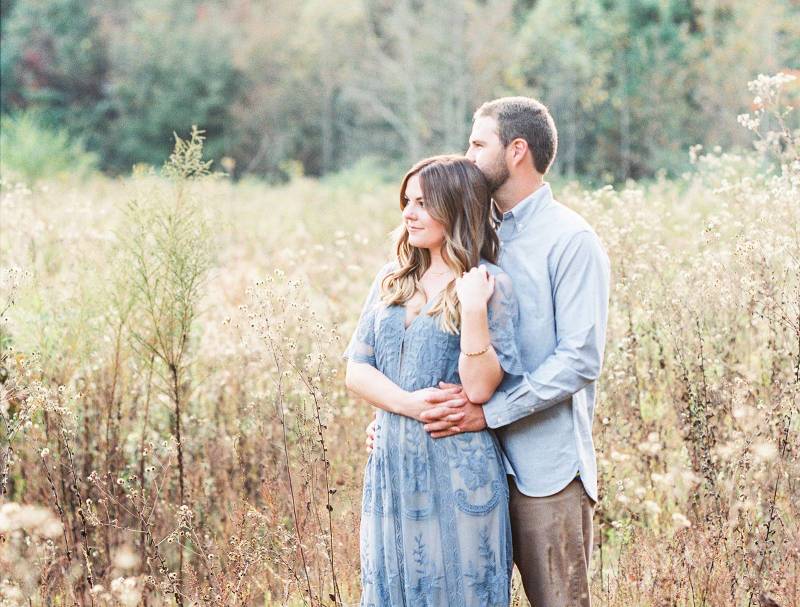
[405,174,423,197]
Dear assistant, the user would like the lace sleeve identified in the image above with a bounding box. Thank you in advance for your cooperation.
[487,272,525,376]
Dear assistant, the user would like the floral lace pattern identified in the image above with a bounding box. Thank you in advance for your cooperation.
[346,261,521,607]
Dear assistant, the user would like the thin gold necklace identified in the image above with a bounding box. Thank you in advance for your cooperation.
[426,267,451,276]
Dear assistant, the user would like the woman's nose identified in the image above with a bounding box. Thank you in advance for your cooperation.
[402,204,415,219]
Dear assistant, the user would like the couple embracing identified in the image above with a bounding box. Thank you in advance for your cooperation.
[344,97,611,607]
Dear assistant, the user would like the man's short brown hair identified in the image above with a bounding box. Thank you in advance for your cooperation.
[474,97,558,174]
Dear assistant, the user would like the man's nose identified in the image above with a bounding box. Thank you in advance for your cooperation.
[465,147,476,161]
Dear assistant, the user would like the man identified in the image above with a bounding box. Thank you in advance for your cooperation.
[368,97,610,606]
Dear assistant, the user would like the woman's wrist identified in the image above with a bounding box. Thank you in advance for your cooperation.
[460,302,488,315]
[391,390,412,416]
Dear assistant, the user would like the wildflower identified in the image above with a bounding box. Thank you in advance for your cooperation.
[637,439,662,456]
[610,450,629,462]
[651,472,670,486]
[643,500,661,516]
[672,512,691,529]
[737,113,761,131]
[110,577,141,607]
[0,502,61,537]
[752,441,778,462]
[113,545,140,570]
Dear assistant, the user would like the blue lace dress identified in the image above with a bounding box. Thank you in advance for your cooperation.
[345,261,524,607]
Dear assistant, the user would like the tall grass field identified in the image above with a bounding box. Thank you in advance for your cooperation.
[0,76,798,606]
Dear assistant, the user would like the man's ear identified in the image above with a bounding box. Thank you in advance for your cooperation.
[509,138,530,168]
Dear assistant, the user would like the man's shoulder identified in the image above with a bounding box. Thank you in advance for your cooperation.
[478,258,506,276]
[538,199,608,266]
[545,198,597,238]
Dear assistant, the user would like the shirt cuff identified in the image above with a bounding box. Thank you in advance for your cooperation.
[483,386,511,428]
[483,376,536,428]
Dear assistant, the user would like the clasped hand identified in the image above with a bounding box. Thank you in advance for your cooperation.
[365,382,488,451]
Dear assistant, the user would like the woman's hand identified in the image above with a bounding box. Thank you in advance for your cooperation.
[402,387,466,422]
[455,265,495,311]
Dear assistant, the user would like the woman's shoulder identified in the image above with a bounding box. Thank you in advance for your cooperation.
[372,260,399,281]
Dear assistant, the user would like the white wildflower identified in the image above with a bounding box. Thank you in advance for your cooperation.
[643,500,661,516]
[672,512,691,529]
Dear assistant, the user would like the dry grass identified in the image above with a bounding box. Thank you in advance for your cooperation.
[1,77,798,606]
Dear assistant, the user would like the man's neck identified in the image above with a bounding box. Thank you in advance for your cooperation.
[493,174,545,214]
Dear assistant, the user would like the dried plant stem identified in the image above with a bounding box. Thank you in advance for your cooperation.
[263,319,315,605]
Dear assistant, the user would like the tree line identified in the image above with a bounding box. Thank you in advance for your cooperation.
[1,0,798,182]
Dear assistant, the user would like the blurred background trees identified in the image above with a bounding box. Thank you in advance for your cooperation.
[1,0,798,183]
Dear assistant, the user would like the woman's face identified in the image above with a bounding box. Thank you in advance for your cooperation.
[402,174,446,251]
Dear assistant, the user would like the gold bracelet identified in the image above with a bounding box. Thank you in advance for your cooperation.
[462,344,491,357]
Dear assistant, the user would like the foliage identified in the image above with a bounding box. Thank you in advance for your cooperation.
[0,0,110,149]
[0,110,98,182]
[102,1,242,173]
[2,0,798,181]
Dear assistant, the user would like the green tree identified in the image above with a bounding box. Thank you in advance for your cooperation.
[0,0,110,149]
[103,0,241,172]
[343,0,515,167]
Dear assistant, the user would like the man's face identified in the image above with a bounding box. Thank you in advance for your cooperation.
[466,115,509,193]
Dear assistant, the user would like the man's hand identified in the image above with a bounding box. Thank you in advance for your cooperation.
[365,416,377,453]
[420,382,487,438]
[364,384,475,451]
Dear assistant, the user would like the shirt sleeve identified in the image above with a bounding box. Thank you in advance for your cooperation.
[487,272,525,376]
[483,231,611,428]
[342,263,391,367]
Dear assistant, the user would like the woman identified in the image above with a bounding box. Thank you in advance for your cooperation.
[344,155,523,607]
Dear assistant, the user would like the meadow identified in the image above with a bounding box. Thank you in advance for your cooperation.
[0,76,798,606]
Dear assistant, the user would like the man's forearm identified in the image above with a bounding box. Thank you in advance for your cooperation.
[484,230,610,427]
[483,333,602,427]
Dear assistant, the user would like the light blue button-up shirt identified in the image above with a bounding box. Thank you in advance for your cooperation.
[483,183,610,502]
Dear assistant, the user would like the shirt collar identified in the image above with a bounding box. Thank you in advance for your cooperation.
[497,183,552,240]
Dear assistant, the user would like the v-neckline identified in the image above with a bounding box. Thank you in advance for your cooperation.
[402,291,443,331]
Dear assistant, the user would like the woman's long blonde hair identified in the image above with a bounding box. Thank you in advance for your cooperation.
[380,155,499,334]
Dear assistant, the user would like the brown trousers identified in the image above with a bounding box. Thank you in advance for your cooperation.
[509,477,595,607]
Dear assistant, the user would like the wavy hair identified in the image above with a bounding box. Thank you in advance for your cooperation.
[380,155,499,334]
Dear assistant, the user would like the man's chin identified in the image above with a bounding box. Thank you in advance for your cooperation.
[485,169,510,194]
